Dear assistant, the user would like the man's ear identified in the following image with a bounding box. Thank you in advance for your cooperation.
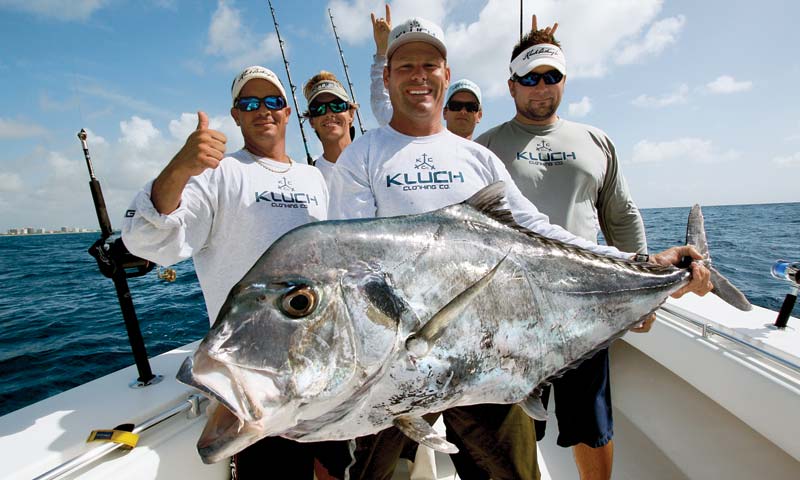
[383,65,390,89]
[230,107,240,126]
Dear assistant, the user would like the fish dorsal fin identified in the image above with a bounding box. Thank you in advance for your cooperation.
[462,181,520,230]
[393,415,458,454]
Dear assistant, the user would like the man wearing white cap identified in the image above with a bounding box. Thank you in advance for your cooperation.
[121,65,328,478]
[476,25,647,480]
[443,78,482,139]
[327,13,711,480]
[302,71,359,182]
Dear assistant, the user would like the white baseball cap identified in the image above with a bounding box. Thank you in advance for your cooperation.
[446,79,482,105]
[509,43,567,77]
[386,17,447,59]
[231,66,287,104]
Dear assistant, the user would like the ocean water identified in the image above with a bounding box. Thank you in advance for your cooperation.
[1,203,798,416]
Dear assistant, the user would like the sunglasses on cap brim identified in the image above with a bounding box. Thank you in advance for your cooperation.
[235,95,287,112]
[512,69,564,87]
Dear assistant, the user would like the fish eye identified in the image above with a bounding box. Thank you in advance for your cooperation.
[281,286,317,318]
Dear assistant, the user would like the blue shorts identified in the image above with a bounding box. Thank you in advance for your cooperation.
[534,348,613,448]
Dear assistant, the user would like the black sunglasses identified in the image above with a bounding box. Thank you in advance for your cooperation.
[446,100,480,113]
[513,69,564,87]
[235,95,287,112]
[308,100,349,117]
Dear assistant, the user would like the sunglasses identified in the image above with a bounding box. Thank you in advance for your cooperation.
[446,100,480,113]
[308,100,350,117]
[513,69,564,87]
[235,95,287,112]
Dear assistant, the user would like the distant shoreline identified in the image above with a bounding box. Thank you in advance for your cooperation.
[0,230,104,238]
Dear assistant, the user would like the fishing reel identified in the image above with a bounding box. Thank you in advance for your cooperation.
[89,237,154,280]
[771,260,799,329]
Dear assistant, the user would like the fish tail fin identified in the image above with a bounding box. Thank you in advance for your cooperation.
[686,204,752,311]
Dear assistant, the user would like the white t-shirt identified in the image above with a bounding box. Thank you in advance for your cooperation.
[314,155,336,184]
[121,149,329,324]
[326,125,628,259]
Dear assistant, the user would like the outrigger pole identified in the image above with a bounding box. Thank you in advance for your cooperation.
[328,8,366,135]
[267,0,314,165]
[79,129,161,388]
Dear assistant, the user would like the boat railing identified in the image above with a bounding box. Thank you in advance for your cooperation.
[33,394,205,480]
[659,304,800,376]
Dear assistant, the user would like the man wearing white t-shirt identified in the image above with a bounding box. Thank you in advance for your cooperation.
[327,16,713,480]
[121,66,328,478]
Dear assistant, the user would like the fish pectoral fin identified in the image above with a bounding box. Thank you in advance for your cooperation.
[519,392,548,421]
[405,256,507,358]
[393,415,458,454]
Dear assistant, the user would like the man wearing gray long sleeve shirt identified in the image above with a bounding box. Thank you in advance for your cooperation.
[475,26,646,480]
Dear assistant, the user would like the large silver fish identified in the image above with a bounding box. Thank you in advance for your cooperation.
[177,182,750,464]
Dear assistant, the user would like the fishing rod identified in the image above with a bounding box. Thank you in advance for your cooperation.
[520,0,523,42]
[267,0,314,165]
[328,8,366,135]
[79,129,161,387]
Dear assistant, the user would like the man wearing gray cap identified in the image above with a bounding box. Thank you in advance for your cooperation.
[327,11,712,479]
[121,65,328,477]
[476,26,647,480]
[370,4,482,140]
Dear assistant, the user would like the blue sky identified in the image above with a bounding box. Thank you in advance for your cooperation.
[1,0,798,231]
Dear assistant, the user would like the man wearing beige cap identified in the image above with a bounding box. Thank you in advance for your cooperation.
[121,65,328,478]
[476,25,647,480]
[302,71,359,182]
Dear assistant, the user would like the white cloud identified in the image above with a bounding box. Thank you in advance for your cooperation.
[0,0,107,21]
[327,0,670,98]
[0,118,48,139]
[120,116,161,149]
[327,0,447,45]
[168,112,243,146]
[772,152,800,167]
[0,173,23,193]
[706,75,752,94]
[568,96,591,117]
[632,84,688,107]
[615,15,685,65]
[630,138,741,164]
[206,0,281,70]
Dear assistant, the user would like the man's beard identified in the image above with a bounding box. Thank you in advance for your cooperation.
[517,98,558,122]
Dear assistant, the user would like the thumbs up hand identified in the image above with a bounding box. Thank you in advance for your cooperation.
[150,112,228,214]
[171,111,228,178]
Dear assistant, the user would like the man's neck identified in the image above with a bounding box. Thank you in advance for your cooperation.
[513,113,559,127]
[389,117,445,137]
[244,139,289,163]
[321,136,351,163]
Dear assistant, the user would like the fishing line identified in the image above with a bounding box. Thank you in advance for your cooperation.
[267,0,314,165]
[328,8,366,135]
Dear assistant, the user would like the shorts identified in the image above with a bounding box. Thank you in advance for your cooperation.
[534,347,613,448]
[325,405,540,480]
